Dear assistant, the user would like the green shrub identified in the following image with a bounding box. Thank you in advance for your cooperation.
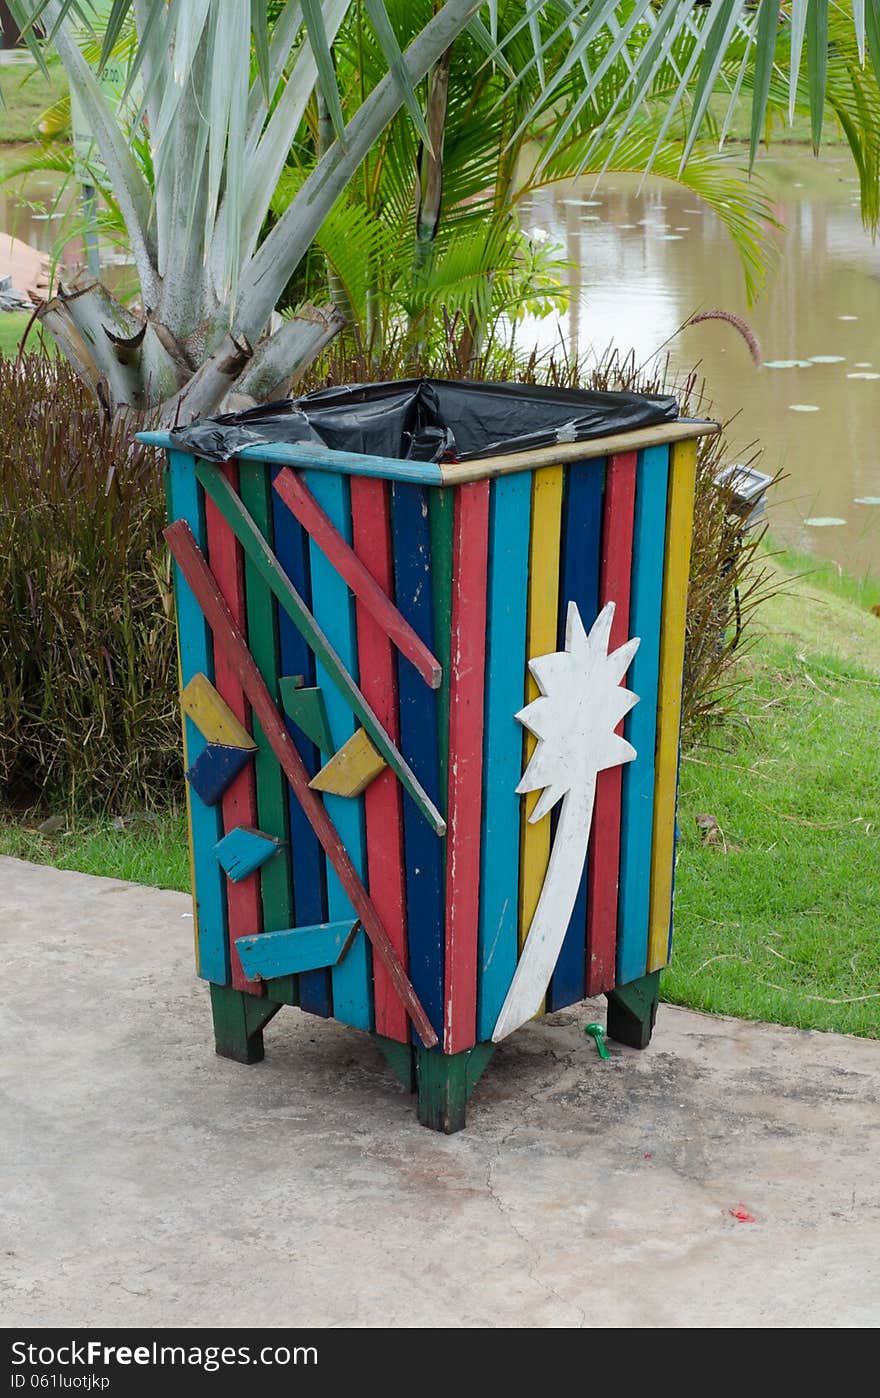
[0,345,767,815]
[0,355,179,811]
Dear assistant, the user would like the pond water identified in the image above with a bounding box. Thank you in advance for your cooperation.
[3,144,880,577]
[521,150,880,581]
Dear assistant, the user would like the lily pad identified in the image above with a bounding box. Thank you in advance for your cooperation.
[847,371,880,380]
[839,315,859,321]
[765,359,806,369]
[808,355,845,364]
[855,497,880,505]
[805,517,846,526]
[789,404,820,412]
[661,234,683,240]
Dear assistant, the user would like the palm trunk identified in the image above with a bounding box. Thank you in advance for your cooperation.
[492,777,597,1042]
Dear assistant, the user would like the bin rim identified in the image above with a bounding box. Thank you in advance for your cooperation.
[138,416,719,487]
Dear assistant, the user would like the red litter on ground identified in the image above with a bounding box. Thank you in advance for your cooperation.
[729,1206,756,1223]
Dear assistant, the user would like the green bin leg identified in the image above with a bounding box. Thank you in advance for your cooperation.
[414,1043,495,1133]
[605,970,660,1050]
[209,983,282,1064]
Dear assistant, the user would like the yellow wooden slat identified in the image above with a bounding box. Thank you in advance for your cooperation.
[519,466,564,1017]
[647,438,698,972]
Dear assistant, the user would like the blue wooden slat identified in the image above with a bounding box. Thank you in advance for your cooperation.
[476,473,531,1041]
[618,445,671,986]
[237,920,359,979]
[272,470,331,1016]
[167,450,229,985]
[548,458,605,1011]
[138,433,444,486]
[302,469,372,1030]
[391,482,445,1043]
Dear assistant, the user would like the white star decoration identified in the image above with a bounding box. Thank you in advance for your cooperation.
[492,600,640,1043]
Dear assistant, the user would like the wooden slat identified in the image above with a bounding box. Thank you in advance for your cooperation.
[648,437,698,972]
[618,445,670,986]
[438,421,719,485]
[303,469,372,1031]
[477,472,531,1042]
[164,463,201,976]
[138,433,446,485]
[429,488,455,810]
[443,481,490,1055]
[548,457,604,1011]
[271,469,327,1016]
[586,451,637,996]
[391,482,445,1043]
[519,465,564,1019]
[166,451,229,986]
[273,467,442,689]
[139,421,718,489]
[205,463,263,993]
[163,518,439,1049]
[237,921,359,980]
[350,476,409,1044]
[237,463,295,959]
[195,463,446,837]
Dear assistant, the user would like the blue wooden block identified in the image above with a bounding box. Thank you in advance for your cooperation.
[214,826,285,882]
[236,920,360,979]
[185,742,253,807]
[548,457,605,1011]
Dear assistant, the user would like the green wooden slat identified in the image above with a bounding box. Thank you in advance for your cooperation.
[429,488,454,812]
[237,463,296,940]
[196,462,446,836]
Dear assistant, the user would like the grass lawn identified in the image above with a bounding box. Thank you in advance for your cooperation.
[0,63,68,143]
[0,808,189,893]
[1,550,878,1038]
[0,310,53,358]
[663,550,880,1039]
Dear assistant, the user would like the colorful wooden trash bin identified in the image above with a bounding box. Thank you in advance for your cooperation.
[140,390,717,1132]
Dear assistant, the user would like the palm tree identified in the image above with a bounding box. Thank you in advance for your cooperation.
[493,600,639,1041]
[8,1,878,419]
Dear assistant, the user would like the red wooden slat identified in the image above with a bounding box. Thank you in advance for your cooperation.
[273,466,442,690]
[586,451,637,996]
[204,462,263,995]
[350,477,409,1043]
[443,481,490,1054]
[164,518,439,1049]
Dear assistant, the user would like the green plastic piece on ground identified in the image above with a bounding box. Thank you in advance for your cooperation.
[585,1022,610,1059]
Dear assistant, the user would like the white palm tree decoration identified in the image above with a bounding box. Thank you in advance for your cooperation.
[492,599,640,1043]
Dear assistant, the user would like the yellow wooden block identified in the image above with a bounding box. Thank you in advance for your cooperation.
[519,464,564,1017]
[309,727,387,798]
[647,438,698,972]
[181,672,256,752]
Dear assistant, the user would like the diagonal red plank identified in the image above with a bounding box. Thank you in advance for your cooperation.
[273,466,442,690]
[164,517,439,1050]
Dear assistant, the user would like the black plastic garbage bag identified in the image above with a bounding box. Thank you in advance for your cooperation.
[169,377,679,464]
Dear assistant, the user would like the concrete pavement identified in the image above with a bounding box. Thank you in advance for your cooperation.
[1,854,878,1328]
